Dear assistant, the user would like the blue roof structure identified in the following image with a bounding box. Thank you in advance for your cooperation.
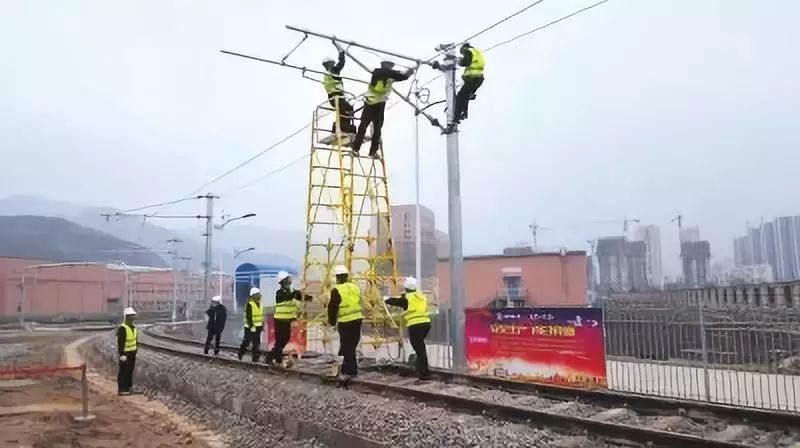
[234,263,299,310]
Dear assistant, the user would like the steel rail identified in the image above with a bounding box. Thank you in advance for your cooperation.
[142,327,800,429]
[139,328,760,448]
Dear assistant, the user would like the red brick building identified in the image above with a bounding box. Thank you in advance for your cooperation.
[436,251,588,309]
[0,256,190,318]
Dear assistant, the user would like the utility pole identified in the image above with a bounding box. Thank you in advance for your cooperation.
[200,194,218,315]
[441,44,467,370]
[166,238,183,322]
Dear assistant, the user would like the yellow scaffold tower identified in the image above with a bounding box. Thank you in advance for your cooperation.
[300,98,404,361]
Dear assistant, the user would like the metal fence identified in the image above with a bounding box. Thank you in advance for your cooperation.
[603,290,800,412]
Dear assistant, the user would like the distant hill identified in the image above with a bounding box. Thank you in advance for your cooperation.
[0,195,301,270]
[0,215,167,266]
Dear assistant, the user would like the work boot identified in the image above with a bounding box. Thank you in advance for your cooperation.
[213,350,219,356]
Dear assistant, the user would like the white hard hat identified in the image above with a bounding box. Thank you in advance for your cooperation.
[403,277,418,291]
[249,287,261,296]
[277,271,291,283]
[211,296,222,303]
[322,57,335,64]
[334,265,349,276]
[123,307,137,316]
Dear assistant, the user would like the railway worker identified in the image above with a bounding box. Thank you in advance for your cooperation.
[238,287,264,362]
[384,277,432,380]
[351,60,415,158]
[453,43,485,124]
[327,265,363,380]
[265,271,313,365]
[204,295,227,356]
[117,307,138,396]
[322,51,357,134]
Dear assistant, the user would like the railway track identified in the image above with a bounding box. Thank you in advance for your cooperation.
[140,326,800,448]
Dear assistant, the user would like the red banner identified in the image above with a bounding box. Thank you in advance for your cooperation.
[465,307,607,388]
[265,317,307,356]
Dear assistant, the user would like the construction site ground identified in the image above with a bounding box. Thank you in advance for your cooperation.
[0,331,218,448]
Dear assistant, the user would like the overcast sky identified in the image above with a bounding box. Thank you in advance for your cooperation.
[2,0,799,276]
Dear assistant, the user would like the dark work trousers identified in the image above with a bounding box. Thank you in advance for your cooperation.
[238,327,263,362]
[204,329,222,355]
[352,102,386,156]
[337,319,363,376]
[117,350,137,393]
[328,96,356,134]
[408,322,431,378]
[454,76,484,122]
[268,319,292,363]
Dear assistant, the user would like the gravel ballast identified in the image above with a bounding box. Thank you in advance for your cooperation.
[84,333,580,448]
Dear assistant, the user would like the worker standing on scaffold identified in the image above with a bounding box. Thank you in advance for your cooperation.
[265,271,313,365]
[117,307,138,395]
[351,61,415,158]
[453,43,485,124]
[238,287,264,362]
[385,277,432,380]
[327,265,363,382]
[322,51,357,134]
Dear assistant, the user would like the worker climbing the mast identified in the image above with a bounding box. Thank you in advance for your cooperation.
[453,43,485,124]
[327,265,363,383]
[322,50,357,134]
[265,271,313,366]
[351,60,415,157]
[385,277,432,380]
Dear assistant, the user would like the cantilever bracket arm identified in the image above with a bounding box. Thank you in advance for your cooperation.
[220,50,370,86]
[332,39,446,132]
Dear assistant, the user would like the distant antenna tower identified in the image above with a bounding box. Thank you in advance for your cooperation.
[528,221,550,252]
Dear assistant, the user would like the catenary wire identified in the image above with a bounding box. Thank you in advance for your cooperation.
[417,0,610,90]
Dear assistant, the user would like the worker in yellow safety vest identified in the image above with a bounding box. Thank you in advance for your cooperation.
[117,307,138,395]
[385,277,432,380]
[238,287,264,362]
[265,271,313,365]
[327,265,364,379]
[453,43,485,124]
[351,61,415,158]
[322,51,357,135]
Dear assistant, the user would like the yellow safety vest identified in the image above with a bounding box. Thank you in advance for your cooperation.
[323,72,343,96]
[404,291,431,327]
[244,299,264,328]
[335,282,363,323]
[120,322,138,352]
[365,78,394,105]
[274,290,300,321]
[463,48,485,78]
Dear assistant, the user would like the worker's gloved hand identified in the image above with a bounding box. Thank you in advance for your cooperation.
[249,327,257,333]
[406,67,416,75]
[431,61,441,70]
[119,355,127,362]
